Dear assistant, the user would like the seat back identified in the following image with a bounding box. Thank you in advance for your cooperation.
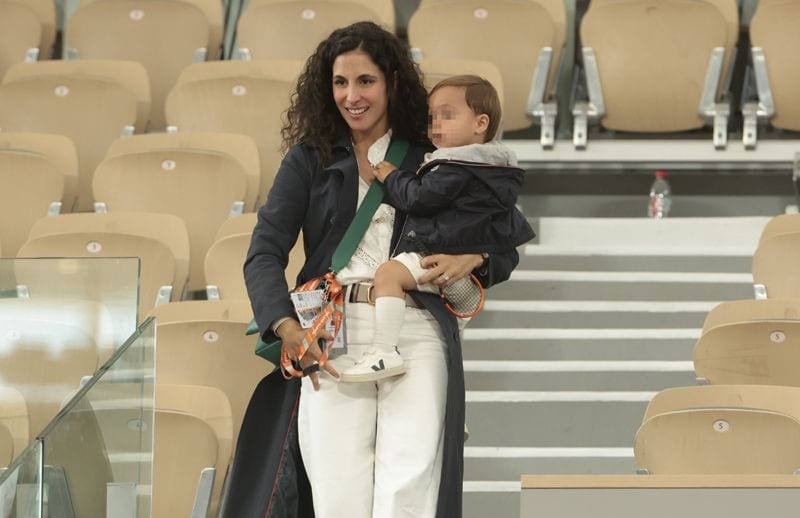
[759,214,800,245]
[147,300,272,454]
[643,385,800,423]
[244,0,395,29]
[165,60,303,205]
[635,408,800,474]
[750,0,800,131]
[237,0,385,61]
[0,298,114,440]
[67,0,209,130]
[0,135,76,258]
[0,0,55,58]
[694,320,800,385]
[18,212,190,319]
[0,386,29,464]
[0,3,41,80]
[752,232,800,299]
[0,61,147,211]
[581,0,728,132]
[702,299,800,334]
[409,0,565,131]
[156,384,233,517]
[79,0,224,59]
[93,133,253,291]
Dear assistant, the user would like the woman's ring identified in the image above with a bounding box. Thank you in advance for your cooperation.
[442,274,450,281]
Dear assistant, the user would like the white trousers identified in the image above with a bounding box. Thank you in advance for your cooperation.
[298,301,448,518]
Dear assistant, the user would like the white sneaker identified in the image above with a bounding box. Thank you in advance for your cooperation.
[340,348,406,382]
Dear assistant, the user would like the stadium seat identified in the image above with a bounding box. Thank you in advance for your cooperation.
[758,214,800,244]
[235,0,392,61]
[0,386,29,465]
[0,133,78,258]
[0,60,149,211]
[0,297,115,441]
[643,384,800,423]
[694,319,800,385]
[78,0,224,59]
[93,132,258,291]
[752,232,800,299]
[0,0,56,59]
[154,384,233,517]
[579,0,735,143]
[205,228,304,299]
[408,0,566,133]
[66,0,211,130]
[634,408,800,474]
[165,60,303,205]
[214,212,257,238]
[749,0,800,132]
[146,300,273,464]
[0,2,41,81]
[18,212,191,319]
[701,299,800,334]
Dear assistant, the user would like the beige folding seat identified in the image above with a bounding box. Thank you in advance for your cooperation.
[165,60,303,204]
[0,297,115,441]
[18,212,191,319]
[0,60,149,211]
[0,386,29,465]
[147,300,273,458]
[702,299,800,334]
[0,2,41,81]
[154,384,233,517]
[0,0,56,60]
[752,232,800,299]
[759,214,800,244]
[694,319,800,385]
[634,408,800,474]
[580,0,733,133]
[750,0,800,131]
[215,212,257,238]
[408,0,566,132]
[0,133,77,258]
[79,0,224,59]
[236,0,393,61]
[643,384,800,423]
[93,132,259,291]
[66,0,210,130]
[417,59,504,103]
[205,229,304,299]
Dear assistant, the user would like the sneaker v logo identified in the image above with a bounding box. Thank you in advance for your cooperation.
[371,359,385,372]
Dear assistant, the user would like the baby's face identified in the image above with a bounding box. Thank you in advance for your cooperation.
[428,86,487,149]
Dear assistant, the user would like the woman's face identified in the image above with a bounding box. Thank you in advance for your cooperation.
[332,49,390,142]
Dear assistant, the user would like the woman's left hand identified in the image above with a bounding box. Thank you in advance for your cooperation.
[418,253,483,288]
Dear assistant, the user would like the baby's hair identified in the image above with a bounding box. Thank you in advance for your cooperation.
[430,75,502,141]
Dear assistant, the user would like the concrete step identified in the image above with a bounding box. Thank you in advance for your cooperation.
[464,449,636,479]
[465,397,649,447]
[471,301,712,329]
[463,488,519,518]
[462,337,696,362]
[488,277,752,301]
[517,251,752,273]
[464,362,696,391]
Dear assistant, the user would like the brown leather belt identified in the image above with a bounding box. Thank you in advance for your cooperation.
[347,282,422,308]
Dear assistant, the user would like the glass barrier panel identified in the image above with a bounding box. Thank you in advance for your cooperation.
[0,440,42,518]
[0,258,139,461]
[39,318,155,518]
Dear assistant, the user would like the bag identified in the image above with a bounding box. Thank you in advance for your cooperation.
[248,138,410,370]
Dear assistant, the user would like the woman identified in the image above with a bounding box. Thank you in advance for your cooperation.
[224,21,519,518]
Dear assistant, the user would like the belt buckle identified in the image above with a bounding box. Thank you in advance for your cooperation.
[366,283,376,305]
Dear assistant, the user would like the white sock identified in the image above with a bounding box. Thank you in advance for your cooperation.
[372,296,406,356]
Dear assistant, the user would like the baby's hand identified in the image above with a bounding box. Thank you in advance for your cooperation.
[372,161,398,183]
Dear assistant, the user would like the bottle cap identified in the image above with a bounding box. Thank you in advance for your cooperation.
[655,170,668,178]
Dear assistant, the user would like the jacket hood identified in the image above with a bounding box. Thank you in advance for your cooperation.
[426,140,519,167]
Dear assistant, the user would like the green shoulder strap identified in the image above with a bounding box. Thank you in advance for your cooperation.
[250,138,410,365]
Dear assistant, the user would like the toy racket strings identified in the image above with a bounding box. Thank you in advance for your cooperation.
[409,231,485,319]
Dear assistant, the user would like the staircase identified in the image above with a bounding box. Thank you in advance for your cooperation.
[461,217,769,518]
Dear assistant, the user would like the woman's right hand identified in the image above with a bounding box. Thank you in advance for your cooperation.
[276,319,340,390]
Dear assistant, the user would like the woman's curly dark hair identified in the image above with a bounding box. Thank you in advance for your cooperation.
[281,21,429,165]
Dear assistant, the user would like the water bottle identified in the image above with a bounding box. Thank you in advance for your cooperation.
[648,170,672,219]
